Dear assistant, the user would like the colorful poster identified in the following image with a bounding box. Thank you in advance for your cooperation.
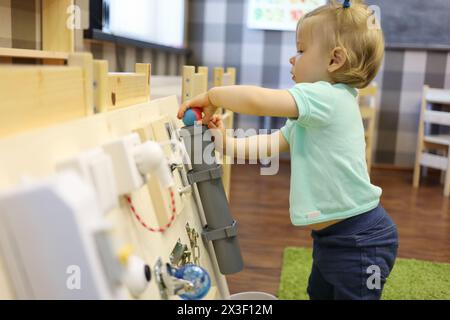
[247,0,327,31]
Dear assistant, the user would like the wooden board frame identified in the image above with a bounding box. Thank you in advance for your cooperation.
[0,96,230,300]
[0,52,94,139]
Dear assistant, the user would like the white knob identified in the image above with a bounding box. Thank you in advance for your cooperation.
[134,141,174,188]
[124,255,152,298]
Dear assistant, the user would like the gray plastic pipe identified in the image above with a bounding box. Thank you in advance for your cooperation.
[180,125,243,275]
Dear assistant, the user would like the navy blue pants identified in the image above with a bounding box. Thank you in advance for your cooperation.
[308,205,399,300]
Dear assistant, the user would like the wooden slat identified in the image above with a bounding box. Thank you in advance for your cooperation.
[198,66,208,77]
[227,68,236,85]
[93,60,109,113]
[182,66,195,103]
[359,105,375,119]
[107,73,150,110]
[420,152,448,171]
[222,73,233,86]
[358,84,378,97]
[214,68,224,87]
[426,88,450,105]
[423,110,450,126]
[135,63,151,100]
[423,134,450,146]
[413,85,428,188]
[0,65,87,138]
[191,72,207,97]
[42,0,75,52]
[68,52,94,115]
[94,60,151,111]
[182,66,208,102]
[0,47,69,60]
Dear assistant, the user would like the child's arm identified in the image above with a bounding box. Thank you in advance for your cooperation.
[177,86,299,125]
[208,115,290,160]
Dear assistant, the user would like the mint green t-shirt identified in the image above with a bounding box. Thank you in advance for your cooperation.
[280,81,382,226]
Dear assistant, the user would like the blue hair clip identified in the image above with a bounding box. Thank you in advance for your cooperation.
[343,0,351,8]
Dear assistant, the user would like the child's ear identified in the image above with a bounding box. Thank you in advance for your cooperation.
[328,47,347,73]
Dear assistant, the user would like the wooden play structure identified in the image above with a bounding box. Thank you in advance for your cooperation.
[0,27,238,302]
[0,61,238,299]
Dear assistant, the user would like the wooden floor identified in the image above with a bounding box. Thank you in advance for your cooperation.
[225,162,450,296]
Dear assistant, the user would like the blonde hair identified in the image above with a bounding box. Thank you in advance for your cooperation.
[298,0,384,89]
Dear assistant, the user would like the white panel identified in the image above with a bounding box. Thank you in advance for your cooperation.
[423,134,450,145]
[0,172,122,299]
[426,88,450,104]
[423,110,450,126]
[420,153,448,171]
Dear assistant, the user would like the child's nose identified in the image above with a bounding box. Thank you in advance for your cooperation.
[289,56,295,65]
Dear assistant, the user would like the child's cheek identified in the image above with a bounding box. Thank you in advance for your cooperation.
[295,57,302,72]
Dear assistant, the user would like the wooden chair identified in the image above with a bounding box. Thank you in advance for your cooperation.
[358,83,378,174]
[413,85,450,196]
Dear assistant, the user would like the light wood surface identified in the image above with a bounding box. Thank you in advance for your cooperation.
[42,0,75,52]
[93,60,151,112]
[0,53,93,138]
[0,47,69,60]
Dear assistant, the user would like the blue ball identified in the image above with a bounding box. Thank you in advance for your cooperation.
[174,264,211,300]
[183,109,198,126]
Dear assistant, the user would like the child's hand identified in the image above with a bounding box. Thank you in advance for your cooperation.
[207,114,224,131]
[207,115,227,154]
[177,91,218,125]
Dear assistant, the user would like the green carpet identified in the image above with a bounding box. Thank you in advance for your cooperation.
[278,247,450,300]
